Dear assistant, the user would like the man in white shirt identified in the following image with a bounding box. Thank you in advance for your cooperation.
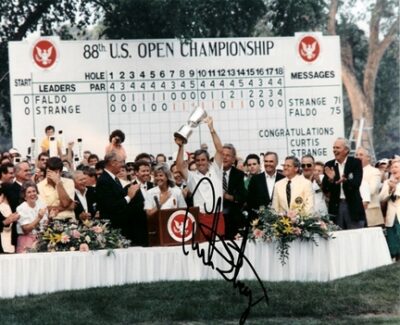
[175,116,225,238]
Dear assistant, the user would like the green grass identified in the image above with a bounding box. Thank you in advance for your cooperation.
[0,263,399,324]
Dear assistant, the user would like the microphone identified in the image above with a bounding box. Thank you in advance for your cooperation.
[154,196,161,210]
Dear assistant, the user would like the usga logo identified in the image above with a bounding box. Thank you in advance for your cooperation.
[167,210,196,242]
[298,35,320,63]
[32,39,57,69]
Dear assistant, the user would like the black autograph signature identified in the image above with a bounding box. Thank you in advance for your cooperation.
[181,177,268,324]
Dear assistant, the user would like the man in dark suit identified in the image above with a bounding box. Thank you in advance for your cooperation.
[322,137,366,229]
[2,161,32,251]
[7,161,32,212]
[222,144,247,239]
[247,151,284,211]
[73,170,97,222]
[128,160,154,246]
[96,152,145,245]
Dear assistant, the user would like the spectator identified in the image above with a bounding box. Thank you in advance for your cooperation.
[40,125,61,156]
[87,154,99,168]
[132,160,154,193]
[243,154,261,190]
[82,166,97,187]
[301,155,328,216]
[135,152,152,163]
[322,138,366,229]
[16,181,48,253]
[117,164,130,187]
[0,163,15,185]
[37,157,75,221]
[272,156,314,215]
[155,153,167,164]
[188,161,197,171]
[105,129,127,162]
[170,162,191,206]
[95,160,105,178]
[125,162,136,182]
[376,158,390,183]
[379,159,400,261]
[144,163,187,216]
[96,151,146,246]
[355,147,384,227]
[0,185,19,253]
[247,152,284,211]
[7,161,32,212]
[73,170,97,222]
[222,143,247,239]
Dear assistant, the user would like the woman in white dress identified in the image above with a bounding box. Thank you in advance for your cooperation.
[16,181,48,253]
[145,164,187,216]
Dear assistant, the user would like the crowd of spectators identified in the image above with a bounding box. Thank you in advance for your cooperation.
[0,123,399,261]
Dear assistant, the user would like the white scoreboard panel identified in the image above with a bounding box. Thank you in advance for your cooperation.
[9,33,344,161]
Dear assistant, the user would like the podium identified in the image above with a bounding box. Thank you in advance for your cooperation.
[147,207,206,246]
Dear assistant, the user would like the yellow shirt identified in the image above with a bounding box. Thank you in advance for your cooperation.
[37,177,75,220]
[41,137,61,151]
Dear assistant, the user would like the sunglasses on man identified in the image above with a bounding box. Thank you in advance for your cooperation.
[301,163,313,168]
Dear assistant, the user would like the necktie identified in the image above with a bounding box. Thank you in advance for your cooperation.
[115,177,123,188]
[286,180,291,207]
[223,171,228,192]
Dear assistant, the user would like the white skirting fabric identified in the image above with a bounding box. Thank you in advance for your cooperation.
[0,227,392,298]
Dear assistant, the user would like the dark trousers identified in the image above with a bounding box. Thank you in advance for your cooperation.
[337,200,365,230]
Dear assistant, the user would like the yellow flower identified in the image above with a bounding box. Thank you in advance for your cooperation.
[281,217,292,227]
[251,218,259,227]
[283,224,293,234]
[50,233,62,243]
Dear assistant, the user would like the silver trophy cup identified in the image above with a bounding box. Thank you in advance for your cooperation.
[174,106,208,144]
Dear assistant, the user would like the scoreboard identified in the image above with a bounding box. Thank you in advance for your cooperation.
[8,33,344,162]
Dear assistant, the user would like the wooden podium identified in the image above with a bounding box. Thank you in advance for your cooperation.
[147,207,206,246]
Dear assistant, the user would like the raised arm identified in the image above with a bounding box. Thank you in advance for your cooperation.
[174,137,188,181]
[204,116,223,167]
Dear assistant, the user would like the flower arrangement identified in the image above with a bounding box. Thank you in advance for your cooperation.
[31,219,131,252]
[248,199,340,265]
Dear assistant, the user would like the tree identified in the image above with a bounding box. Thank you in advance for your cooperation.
[327,0,399,157]
[262,0,399,158]
[98,0,266,39]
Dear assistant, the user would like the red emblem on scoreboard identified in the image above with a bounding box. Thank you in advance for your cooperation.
[167,210,196,242]
[298,35,320,62]
[33,39,57,68]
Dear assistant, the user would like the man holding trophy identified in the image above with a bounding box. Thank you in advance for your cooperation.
[174,107,225,239]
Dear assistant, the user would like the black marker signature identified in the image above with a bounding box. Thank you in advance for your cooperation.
[181,177,269,324]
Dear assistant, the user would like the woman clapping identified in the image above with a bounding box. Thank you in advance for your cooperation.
[16,181,48,253]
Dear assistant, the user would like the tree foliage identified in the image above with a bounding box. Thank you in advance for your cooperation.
[266,0,327,36]
[99,0,266,39]
[0,0,397,159]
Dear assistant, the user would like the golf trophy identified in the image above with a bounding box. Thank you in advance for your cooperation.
[174,106,207,144]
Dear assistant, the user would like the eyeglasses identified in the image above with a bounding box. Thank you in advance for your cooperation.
[301,163,313,168]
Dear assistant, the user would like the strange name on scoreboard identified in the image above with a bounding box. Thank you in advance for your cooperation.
[9,33,343,162]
